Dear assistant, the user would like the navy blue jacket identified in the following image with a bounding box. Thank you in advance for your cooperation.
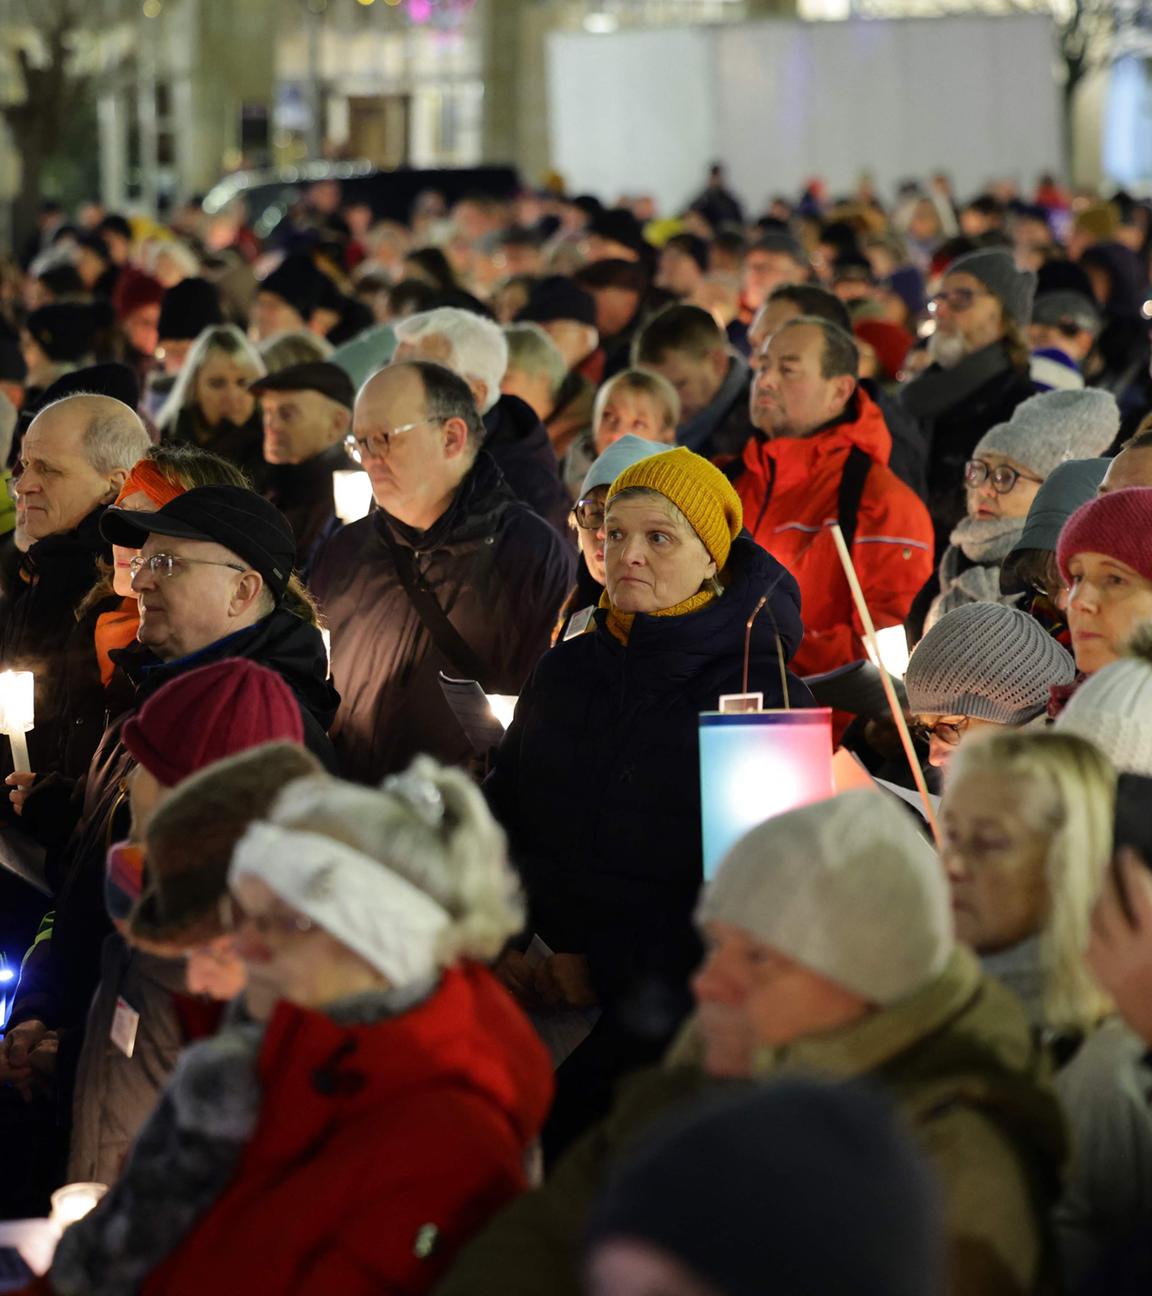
[485,536,814,1007]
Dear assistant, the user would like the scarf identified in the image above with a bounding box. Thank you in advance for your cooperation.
[950,513,1024,564]
[602,586,718,646]
[982,938,1047,1031]
[899,342,1014,420]
[94,597,141,686]
[50,979,436,1296]
[924,517,1024,631]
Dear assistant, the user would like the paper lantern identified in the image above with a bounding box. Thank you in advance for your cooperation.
[699,709,833,879]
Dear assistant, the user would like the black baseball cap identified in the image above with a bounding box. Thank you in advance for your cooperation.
[250,361,355,411]
[100,485,296,604]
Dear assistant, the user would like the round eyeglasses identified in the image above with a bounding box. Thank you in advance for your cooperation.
[964,459,1043,495]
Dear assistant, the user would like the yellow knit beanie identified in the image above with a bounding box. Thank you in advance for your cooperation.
[607,446,743,568]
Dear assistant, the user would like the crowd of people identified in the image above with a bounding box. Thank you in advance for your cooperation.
[0,164,1149,1293]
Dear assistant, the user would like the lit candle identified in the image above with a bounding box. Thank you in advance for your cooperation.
[50,1182,107,1229]
[0,670,34,773]
[484,694,518,731]
[333,470,375,524]
[865,624,911,679]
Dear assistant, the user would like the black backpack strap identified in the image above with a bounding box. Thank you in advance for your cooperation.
[837,445,873,551]
[377,524,492,688]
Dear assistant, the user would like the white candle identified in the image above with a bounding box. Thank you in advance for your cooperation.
[0,670,34,773]
[484,694,518,731]
[50,1182,107,1228]
[333,470,375,524]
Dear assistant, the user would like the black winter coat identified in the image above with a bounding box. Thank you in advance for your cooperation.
[9,607,339,1040]
[485,537,814,1008]
[312,452,574,785]
[483,394,570,535]
[903,355,1034,553]
[0,507,115,787]
[255,443,353,582]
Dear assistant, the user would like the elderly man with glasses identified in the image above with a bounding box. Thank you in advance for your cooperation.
[900,249,1039,552]
[0,486,338,1184]
[311,360,573,784]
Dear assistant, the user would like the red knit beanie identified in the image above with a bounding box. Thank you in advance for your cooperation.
[122,658,305,788]
[1057,487,1152,587]
[112,267,166,322]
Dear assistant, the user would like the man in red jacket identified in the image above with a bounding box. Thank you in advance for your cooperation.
[734,316,933,678]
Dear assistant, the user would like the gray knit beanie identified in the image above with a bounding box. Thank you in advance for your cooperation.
[905,602,1075,724]
[698,790,952,1006]
[1055,626,1152,776]
[974,389,1120,481]
[947,249,1037,326]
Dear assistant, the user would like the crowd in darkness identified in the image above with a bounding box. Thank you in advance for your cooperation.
[0,165,1150,1293]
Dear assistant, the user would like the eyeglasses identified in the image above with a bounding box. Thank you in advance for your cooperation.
[344,418,442,464]
[928,287,989,314]
[964,459,1044,495]
[218,892,314,939]
[911,717,972,747]
[129,553,249,579]
[571,496,606,531]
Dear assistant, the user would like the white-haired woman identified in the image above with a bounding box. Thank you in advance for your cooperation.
[43,758,553,1296]
[155,323,266,475]
[940,730,1152,1284]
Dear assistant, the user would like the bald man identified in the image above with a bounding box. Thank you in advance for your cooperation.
[1,394,151,786]
[312,360,574,781]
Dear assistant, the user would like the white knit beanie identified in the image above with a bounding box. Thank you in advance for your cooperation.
[974,389,1120,481]
[697,790,952,1005]
[906,603,1076,724]
[1055,627,1152,775]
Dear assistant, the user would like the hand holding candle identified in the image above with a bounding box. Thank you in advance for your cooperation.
[0,670,35,774]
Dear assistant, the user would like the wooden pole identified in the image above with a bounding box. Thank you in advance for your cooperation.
[829,524,941,847]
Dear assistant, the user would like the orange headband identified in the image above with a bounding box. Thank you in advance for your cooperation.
[116,459,185,510]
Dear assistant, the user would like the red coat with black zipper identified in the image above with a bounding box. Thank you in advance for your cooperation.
[733,388,934,679]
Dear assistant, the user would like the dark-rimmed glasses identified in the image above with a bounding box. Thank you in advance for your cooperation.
[572,496,606,532]
[928,287,990,314]
[964,459,1043,495]
[911,717,972,747]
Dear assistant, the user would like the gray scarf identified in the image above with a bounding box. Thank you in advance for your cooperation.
[51,979,436,1296]
[899,342,1013,420]
[925,517,1024,630]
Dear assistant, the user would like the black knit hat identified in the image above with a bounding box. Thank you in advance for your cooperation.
[37,362,139,410]
[516,276,597,328]
[258,254,326,319]
[157,278,224,342]
[587,1080,944,1296]
[587,208,648,256]
[25,304,98,362]
[101,485,296,604]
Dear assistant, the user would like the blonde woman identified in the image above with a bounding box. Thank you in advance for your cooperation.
[941,730,1152,1282]
[155,323,266,474]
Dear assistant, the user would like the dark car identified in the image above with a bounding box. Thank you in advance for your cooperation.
[202,159,522,238]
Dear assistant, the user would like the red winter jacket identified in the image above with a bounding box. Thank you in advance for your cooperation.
[734,389,934,678]
[141,964,554,1296]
